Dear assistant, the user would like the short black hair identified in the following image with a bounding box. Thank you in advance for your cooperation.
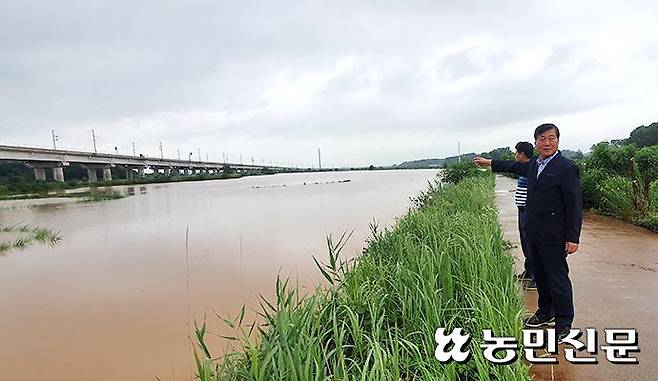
[534,123,560,140]
[515,142,534,159]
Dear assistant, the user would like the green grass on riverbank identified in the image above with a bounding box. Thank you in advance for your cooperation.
[194,175,528,380]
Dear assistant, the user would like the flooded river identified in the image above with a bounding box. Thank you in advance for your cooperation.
[0,169,438,381]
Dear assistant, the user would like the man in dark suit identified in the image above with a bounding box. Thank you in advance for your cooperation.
[474,123,582,342]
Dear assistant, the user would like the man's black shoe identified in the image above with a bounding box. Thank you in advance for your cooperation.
[525,280,537,291]
[515,271,533,281]
[525,312,555,328]
[556,326,571,344]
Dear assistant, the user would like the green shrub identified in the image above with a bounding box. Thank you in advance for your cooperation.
[586,142,637,177]
[650,180,658,212]
[638,213,658,232]
[442,161,489,184]
[580,168,606,208]
[597,176,635,219]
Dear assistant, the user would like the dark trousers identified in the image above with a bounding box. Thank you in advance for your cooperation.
[517,207,533,279]
[530,241,574,328]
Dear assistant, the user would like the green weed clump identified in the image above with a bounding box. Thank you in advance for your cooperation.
[0,225,62,254]
[441,162,489,185]
[595,176,635,220]
[194,176,528,380]
[0,241,11,253]
[650,180,658,212]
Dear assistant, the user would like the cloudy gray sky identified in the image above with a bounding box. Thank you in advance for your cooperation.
[1,0,658,167]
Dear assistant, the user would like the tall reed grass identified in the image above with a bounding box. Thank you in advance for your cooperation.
[194,175,528,380]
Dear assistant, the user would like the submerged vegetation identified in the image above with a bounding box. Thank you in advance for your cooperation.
[0,224,62,254]
[193,173,528,380]
[78,190,125,202]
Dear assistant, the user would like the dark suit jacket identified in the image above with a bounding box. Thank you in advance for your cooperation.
[492,151,582,245]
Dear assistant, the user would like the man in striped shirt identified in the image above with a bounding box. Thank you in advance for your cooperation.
[514,142,536,290]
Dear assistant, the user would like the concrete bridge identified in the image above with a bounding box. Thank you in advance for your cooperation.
[0,145,294,182]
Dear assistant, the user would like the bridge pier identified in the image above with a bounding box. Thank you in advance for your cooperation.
[27,162,58,181]
[83,165,112,182]
[53,167,65,182]
[87,168,98,182]
[33,167,47,181]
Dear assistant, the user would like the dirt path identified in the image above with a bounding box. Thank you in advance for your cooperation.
[495,175,658,381]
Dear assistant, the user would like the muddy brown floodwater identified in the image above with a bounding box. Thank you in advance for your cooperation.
[496,175,658,381]
[0,169,438,381]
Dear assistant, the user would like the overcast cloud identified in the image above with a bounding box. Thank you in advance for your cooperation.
[1,0,658,167]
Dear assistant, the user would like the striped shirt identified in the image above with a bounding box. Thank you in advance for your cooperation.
[515,176,528,207]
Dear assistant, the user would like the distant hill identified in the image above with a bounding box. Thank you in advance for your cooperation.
[395,153,477,169]
[396,147,514,169]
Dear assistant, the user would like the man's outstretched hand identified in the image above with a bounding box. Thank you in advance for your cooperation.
[473,157,492,167]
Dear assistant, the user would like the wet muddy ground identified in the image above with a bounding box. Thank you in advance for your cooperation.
[496,175,658,381]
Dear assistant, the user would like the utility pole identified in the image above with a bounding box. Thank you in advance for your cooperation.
[132,141,136,156]
[458,141,461,163]
[206,153,209,162]
[318,148,322,170]
[159,141,164,159]
[177,149,180,160]
[91,129,97,154]
[222,152,226,164]
[240,153,242,164]
[197,148,201,162]
[51,130,58,149]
